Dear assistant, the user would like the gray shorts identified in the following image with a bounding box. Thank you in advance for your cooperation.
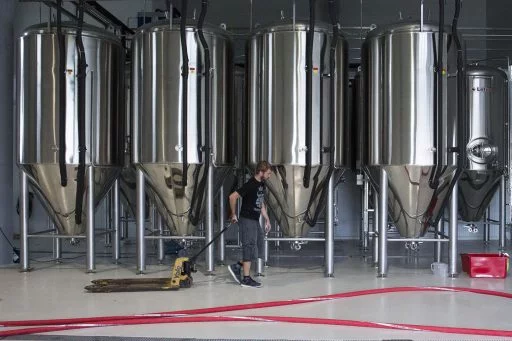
[239,217,264,262]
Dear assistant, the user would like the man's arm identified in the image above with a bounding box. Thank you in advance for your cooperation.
[229,191,240,223]
[261,202,271,232]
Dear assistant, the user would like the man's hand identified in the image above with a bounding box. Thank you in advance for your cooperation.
[264,219,271,233]
[230,214,238,224]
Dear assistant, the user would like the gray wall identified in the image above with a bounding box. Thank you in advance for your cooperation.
[485,0,512,64]
[0,0,15,265]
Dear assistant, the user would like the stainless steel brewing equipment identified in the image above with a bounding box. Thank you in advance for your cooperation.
[132,22,233,236]
[458,66,508,221]
[18,23,125,235]
[247,22,348,237]
[363,23,460,238]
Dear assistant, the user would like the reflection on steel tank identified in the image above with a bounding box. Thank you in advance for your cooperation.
[18,23,125,235]
[247,21,349,237]
[131,21,234,236]
[362,22,461,238]
[458,66,508,222]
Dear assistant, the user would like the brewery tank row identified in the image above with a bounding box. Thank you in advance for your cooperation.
[16,14,510,269]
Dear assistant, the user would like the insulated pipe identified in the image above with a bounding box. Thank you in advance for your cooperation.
[198,0,214,274]
[328,0,338,169]
[180,0,189,186]
[157,214,165,264]
[136,169,146,274]
[86,166,95,273]
[372,188,379,266]
[303,0,316,188]
[449,181,458,277]
[437,1,444,171]
[453,0,466,176]
[325,174,334,277]
[431,0,465,225]
[499,175,506,250]
[43,1,78,22]
[430,0,445,188]
[206,165,214,274]
[187,0,212,226]
[321,0,339,274]
[197,0,211,166]
[75,0,87,225]
[438,2,465,268]
[219,185,226,265]
[377,168,388,277]
[19,171,29,272]
[112,179,120,263]
[304,0,345,226]
[56,0,67,187]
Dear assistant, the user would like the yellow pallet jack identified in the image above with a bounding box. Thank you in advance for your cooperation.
[85,224,231,293]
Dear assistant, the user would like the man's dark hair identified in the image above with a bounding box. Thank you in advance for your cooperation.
[255,160,271,174]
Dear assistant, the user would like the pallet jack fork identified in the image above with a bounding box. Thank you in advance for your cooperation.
[85,223,231,293]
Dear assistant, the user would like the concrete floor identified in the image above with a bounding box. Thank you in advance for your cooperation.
[0,237,511,340]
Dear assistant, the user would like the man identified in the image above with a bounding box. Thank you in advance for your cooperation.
[228,161,272,288]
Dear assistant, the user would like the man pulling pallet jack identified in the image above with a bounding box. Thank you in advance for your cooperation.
[85,161,272,292]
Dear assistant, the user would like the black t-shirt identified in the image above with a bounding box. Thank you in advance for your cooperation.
[236,177,265,221]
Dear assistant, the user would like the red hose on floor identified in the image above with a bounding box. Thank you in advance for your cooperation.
[1,286,511,337]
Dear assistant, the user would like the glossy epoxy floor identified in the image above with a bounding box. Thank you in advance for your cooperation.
[1,238,511,340]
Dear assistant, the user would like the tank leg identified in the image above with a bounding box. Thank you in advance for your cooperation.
[86,166,95,273]
[136,168,146,274]
[206,165,215,274]
[112,179,120,263]
[219,185,226,265]
[20,171,30,272]
[435,218,443,263]
[362,177,369,252]
[449,181,459,277]
[372,188,379,267]
[378,169,388,278]
[325,174,334,277]
[53,224,62,263]
[499,175,506,251]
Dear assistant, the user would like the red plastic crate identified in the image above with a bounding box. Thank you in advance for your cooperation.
[460,253,509,278]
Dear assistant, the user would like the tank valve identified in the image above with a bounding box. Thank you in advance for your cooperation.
[465,224,479,233]
[70,238,80,246]
[290,241,306,251]
[405,241,420,251]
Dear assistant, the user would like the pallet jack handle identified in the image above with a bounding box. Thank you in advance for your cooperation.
[189,221,233,263]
